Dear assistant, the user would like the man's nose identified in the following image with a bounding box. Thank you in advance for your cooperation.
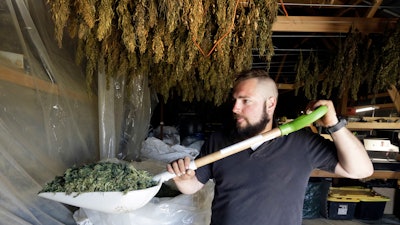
[232,101,241,114]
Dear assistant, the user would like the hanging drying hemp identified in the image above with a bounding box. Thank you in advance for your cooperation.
[97,0,114,41]
[48,0,71,47]
[294,50,305,96]
[321,31,345,99]
[348,32,368,101]
[116,0,136,53]
[47,0,278,105]
[372,22,400,95]
[307,50,320,100]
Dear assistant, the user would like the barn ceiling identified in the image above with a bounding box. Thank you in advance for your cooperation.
[256,0,399,89]
[0,0,399,112]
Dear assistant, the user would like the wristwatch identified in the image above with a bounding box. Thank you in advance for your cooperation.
[325,118,347,134]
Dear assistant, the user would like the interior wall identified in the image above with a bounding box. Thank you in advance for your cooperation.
[0,1,98,224]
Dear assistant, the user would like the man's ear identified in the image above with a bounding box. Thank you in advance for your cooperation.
[266,97,277,113]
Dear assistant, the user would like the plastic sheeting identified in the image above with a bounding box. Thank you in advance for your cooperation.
[73,181,214,225]
[0,0,153,224]
[302,179,331,219]
[141,137,201,163]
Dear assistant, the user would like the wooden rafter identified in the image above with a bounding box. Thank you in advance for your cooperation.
[365,0,382,18]
[272,16,398,33]
[0,64,90,102]
[387,85,400,113]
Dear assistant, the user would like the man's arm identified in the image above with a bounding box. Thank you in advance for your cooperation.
[330,126,374,178]
[309,100,374,179]
[167,156,204,194]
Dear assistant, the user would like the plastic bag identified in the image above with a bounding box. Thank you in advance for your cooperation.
[141,137,200,163]
[303,179,330,219]
[74,181,214,225]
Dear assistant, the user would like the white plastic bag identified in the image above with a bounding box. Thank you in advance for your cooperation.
[141,137,199,163]
[74,181,214,225]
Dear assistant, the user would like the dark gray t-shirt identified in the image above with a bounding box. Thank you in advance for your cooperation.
[196,128,338,225]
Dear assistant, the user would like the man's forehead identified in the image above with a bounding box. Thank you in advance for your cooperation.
[233,86,263,100]
[234,79,265,96]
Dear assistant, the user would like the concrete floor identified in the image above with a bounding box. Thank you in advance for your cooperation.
[303,215,400,225]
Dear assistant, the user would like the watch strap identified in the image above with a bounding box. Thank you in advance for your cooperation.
[326,118,347,134]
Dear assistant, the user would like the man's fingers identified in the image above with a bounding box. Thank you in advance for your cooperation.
[167,157,195,179]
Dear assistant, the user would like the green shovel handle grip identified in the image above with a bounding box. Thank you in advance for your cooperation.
[279,105,328,136]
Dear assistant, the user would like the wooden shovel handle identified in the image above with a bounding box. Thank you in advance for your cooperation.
[194,128,282,168]
[194,105,328,168]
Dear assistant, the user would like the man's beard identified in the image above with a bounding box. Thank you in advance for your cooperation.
[236,110,270,139]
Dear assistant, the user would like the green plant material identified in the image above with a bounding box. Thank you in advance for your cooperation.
[116,0,136,53]
[97,0,114,41]
[47,0,278,106]
[373,22,400,95]
[294,50,319,100]
[349,32,368,101]
[318,23,399,102]
[39,161,157,195]
[76,0,97,29]
[48,0,71,47]
[365,43,379,95]
[309,50,319,100]
[320,28,367,100]
[294,49,305,96]
[255,0,278,66]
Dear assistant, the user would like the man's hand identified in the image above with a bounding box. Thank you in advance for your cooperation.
[166,156,204,194]
[167,156,196,181]
[306,100,339,128]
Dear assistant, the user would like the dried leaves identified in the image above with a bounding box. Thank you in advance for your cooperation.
[39,161,157,195]
[296,22,400,101]
[295,50,319,100]
[47,0,278,105]
[48,0,71,47]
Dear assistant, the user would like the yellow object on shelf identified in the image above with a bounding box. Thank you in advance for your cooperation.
[327,186,390,220]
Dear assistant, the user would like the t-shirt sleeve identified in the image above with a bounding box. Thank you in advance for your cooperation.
[304,130,339,173]
[195,132,233,184]
[193,139,212,183]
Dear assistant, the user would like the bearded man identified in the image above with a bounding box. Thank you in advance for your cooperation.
[167,69,373,225]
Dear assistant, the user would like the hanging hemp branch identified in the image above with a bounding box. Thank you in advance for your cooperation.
[320,29,356,100]
[306,22,400,102]
[294,50,320,100]
[47,0,278,106]
[372,21,400,96]
[294,50,305,96]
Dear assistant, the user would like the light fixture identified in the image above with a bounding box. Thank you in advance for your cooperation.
[355,106,379,113]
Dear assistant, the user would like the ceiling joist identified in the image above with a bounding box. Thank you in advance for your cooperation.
[272,16,398,33]
[387,85,400,113]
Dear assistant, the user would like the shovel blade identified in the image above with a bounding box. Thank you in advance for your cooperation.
[38,181,162,214]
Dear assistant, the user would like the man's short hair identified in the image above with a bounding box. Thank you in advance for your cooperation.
[234,69,278,99]
[234,69,271,84]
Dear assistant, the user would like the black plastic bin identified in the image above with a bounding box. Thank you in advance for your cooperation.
[323,196,359,220]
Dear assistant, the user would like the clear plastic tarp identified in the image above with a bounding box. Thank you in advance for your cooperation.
[0,0,154,224]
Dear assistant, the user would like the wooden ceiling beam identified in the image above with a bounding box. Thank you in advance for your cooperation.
[272,16,398,33]
[365,0,382,18]
[0,64,89,102]
[387,85,400,113]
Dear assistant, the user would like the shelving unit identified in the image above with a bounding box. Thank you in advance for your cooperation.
[347,117,400,131]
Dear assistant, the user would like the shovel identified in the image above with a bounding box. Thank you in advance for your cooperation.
[38,105,328,213]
